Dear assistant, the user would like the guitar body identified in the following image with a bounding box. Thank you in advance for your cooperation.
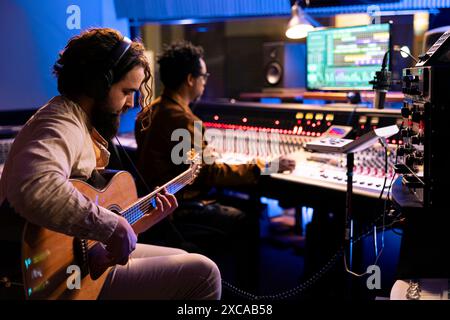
[22,171,137,300]
[21,151,200,300]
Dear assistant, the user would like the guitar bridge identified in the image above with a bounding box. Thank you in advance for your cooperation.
[73,238,90,277]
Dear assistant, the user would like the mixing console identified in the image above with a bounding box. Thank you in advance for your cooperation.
[194,101,401,198]
[114,101,401,199]
[202,124,397,198]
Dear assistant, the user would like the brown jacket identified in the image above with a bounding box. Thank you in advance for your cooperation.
[135,93,261,199]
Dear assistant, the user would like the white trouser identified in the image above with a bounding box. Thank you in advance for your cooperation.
[98,243,222,300]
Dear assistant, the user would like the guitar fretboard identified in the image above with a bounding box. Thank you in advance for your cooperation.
[120,169,193,225]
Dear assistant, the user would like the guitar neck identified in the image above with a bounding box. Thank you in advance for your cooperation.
[120,168,194,225]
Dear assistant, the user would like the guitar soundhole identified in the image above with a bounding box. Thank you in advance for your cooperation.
[108,205,121,214]
[73,238,89,277]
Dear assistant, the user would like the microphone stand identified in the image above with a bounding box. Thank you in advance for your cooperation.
[369,49,391,109]
[345,152,354,271]
[343,151,355,300]
[305,124,400,299]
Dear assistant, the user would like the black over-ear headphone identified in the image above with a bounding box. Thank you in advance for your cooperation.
[85,36,132,99]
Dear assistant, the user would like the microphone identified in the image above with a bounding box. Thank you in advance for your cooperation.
[370,50,392,109]
[373,89,386,110]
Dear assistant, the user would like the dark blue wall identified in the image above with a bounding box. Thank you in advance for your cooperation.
[0,0,129,111]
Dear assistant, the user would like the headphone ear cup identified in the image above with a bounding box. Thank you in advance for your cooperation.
[104,69,114,93]
[83,70,110,99]
[82,73,95,98]
[96,75,109,99]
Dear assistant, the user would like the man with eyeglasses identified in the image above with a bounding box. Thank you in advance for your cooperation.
[134,40,295,291]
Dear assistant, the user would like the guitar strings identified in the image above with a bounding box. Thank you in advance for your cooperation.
[122,179,191,225]
[85,171,195,250]
[122,171,194,224]
[129,167,194,208]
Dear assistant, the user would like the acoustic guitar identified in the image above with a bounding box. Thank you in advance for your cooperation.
[21,152,200,300]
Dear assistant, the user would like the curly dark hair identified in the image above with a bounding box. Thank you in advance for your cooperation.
[157,40,204,90]
[53,28,152,109]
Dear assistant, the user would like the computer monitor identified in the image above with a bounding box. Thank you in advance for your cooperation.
[307,23,391,91]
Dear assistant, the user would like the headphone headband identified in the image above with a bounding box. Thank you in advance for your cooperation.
[109,36,132,70]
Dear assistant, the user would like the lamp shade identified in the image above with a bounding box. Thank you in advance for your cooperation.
[285,2,314,39]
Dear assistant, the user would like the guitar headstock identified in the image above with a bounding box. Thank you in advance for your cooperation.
[186,149,202,180]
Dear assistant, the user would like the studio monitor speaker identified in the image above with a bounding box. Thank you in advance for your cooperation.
[263,42,306,89]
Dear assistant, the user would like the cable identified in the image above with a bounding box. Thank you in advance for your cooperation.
[224,137,405,298]
[222,248,344,300]
[377,141,389,200]
[343,136,405,278]
[110,138,125,170]
[223,206,403,300]
[343,208,403,278]
[114,136,152,193]
[344,139,390,276]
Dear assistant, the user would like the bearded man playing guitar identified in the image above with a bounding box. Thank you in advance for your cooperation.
[0,28,221,300]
